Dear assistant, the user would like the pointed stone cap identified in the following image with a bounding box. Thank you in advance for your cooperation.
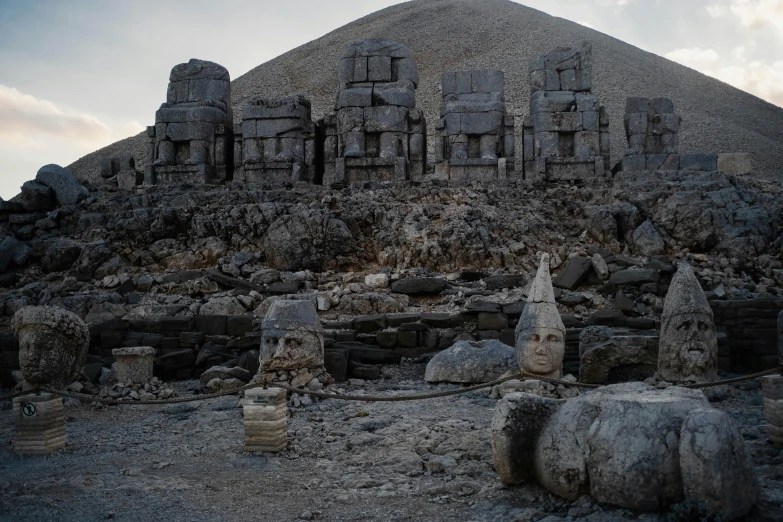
[516,254,565,333]
[262,299,323,333]
[663,262,713,319]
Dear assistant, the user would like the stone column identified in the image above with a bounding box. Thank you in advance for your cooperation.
[13,393,66,455]
[243,387,287,453]
[762,375,783,445]
[112,346,155,385]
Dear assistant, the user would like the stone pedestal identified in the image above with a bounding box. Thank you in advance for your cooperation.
[244,387,287,453]
[12,393,66,455]
[761,375,783,445]
[112,346,155,385]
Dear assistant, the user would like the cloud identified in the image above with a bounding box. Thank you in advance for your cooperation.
[706,4,727,17]
[0,85,142,147]
[664,47,721,69]
[730,0,783,35]
[577,20,595,28]
[665,47,783,107]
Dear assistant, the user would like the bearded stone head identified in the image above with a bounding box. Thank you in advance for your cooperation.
[658,263,718,383]
[515,254,565,379]
[12,306,89,388]
[259,300,324,372]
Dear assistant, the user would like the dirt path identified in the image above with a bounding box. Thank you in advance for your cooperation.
[1,364,781,522]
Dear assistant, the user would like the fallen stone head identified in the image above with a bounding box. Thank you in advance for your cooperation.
[258,299,324,372]
[12,305,90,389]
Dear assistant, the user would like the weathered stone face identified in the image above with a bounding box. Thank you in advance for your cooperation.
[515,254,565,379]
[516,326,564,378]
[258,300,324,372]
[260,328,324,371]
[659,263,718,383]
[12,306,89,388]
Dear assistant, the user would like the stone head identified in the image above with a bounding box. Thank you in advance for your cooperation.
[515,254,566,379]
[12,306,89,388]
[260,300,324,371]
[659,262,718,382]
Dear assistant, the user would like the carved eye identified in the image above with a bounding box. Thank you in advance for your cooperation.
[529,334,540,342]
[698,321,709,332]
[547,334,560,342]
[677,321,692,331]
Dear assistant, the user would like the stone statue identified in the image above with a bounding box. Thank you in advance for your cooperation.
[12,306,90,389]
[515,253,565,379]
[435,69,514,180]
[147,58,233,185]
[658,262,718,383]
[492,383,758,519]
[258,299,324,372]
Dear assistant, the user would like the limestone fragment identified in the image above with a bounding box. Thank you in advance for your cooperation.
[424,339,516,384]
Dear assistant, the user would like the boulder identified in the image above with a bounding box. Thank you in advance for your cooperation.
[35,164,88,206]
[553,256,592,290]
[0,236,30,272]
[630,220,665,256]
[262,210,354,271]
[42,238,83,273]
[425,339,516,383]
[19,181,55,211]
[206,377,244,393]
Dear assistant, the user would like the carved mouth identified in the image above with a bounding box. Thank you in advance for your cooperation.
[687,346,705,356]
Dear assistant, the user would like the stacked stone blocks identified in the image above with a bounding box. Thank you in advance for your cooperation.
[523,43,610,181]
[243,387,287,452]
[147,59,233,185]
[234,95,318,184]
[13,393,66,455]
[435,70,514,180]
[321,40,426,184]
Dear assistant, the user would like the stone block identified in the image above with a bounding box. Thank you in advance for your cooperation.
[717,153,752,176]
[353,314,387,333]
[194,315,227,336]
[112,346,155,385]
[587,310,627,327]
[484,274,526,291]
[387,313,421,327]
[324,349,348,382]
[337,87,372,108]
[420,313,452,328]
[478,312,508,330]
[533,111,579,133]
[376,331,397,348]
[367,55,392,81]
[226,315,253,337]
[396,330,418,348]
[373,82,415,108]
[530,91,576,113]
[13,393,65,455]
[680,154,718,172]
[460,112,504,134]
[608,269,660,286]
[244,387,287,453]
[391,278,446,295]
[363,106,408,133]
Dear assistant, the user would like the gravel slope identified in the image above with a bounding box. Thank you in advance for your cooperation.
[68,0,783,184]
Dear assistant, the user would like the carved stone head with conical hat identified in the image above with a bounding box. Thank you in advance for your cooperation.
[515,254,566,379]
[658,262,718,383]
[259,299,324,372]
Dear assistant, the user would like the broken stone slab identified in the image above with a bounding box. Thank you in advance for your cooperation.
[608,269,660,286]
[484,274,526,291]
[630,220,665,257]
[425,339,516,384]
[390,277,446,295]
[552,256,592,290]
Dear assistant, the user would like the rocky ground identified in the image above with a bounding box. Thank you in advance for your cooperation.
[1,363,781,522]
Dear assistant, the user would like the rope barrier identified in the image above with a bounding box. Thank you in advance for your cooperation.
[2,365,780,406]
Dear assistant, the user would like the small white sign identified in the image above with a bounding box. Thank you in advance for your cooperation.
[21,402,37,417]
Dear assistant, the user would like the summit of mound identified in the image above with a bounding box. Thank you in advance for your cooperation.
[68,0,783,183]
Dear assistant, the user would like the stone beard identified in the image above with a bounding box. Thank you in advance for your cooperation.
[658,311,718,383]
[260,327,324,371]
[516,325,565,379]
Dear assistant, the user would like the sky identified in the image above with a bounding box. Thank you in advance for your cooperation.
[1,0,782,199]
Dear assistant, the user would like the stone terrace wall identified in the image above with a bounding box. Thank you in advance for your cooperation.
[711,299,783,371]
